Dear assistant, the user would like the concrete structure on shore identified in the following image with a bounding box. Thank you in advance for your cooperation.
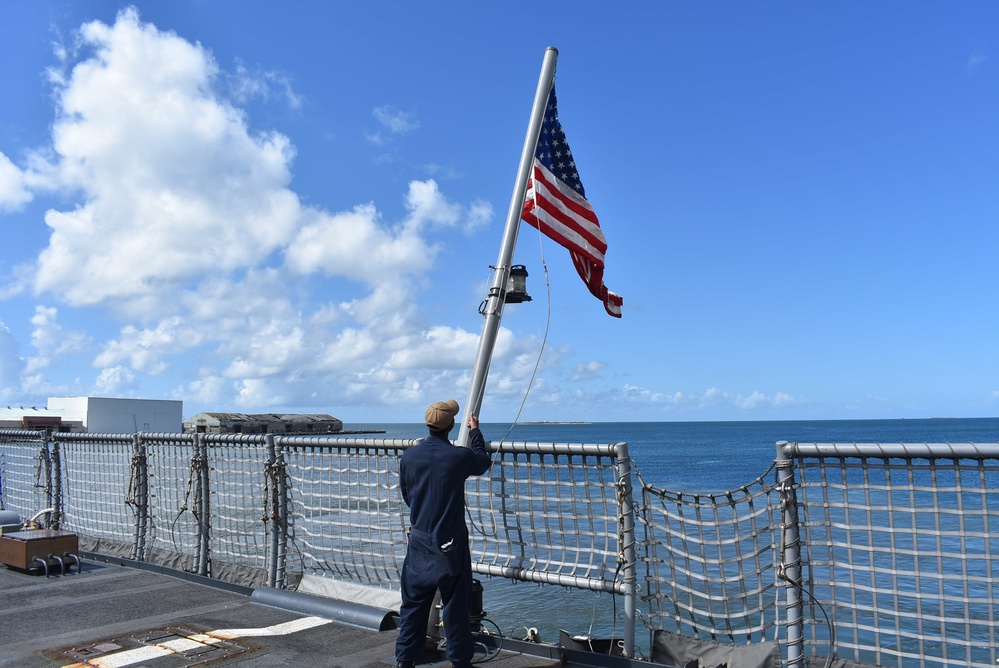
[0,406,85,432]
[183,412,343,435]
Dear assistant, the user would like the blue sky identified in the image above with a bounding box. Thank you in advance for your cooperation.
[0,2,996,423]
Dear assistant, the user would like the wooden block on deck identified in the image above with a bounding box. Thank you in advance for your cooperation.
[0,529,79,571]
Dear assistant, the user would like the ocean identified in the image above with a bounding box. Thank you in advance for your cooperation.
[351,417,999,491]
[348,418,999,654]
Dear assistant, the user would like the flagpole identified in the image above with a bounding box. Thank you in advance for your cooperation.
[457,46,558,447]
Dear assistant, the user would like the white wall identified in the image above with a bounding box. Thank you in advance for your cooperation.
[47,397,184,434]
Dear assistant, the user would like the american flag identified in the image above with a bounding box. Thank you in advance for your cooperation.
[521,85,623,318]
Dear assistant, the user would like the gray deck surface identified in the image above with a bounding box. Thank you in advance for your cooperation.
[0,558,570,668]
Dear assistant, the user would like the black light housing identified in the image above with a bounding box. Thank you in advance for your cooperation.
[505,265,532,304]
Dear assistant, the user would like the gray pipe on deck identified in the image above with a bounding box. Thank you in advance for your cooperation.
[250,587,397,632]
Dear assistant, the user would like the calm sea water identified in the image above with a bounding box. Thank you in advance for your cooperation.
[351,417,999,492]
[348,418,999,653]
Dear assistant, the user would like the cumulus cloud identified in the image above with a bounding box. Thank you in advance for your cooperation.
[32,7,301,308]
[704,387,803,411]
[385,326,482,370]
[94,365,138,396]
[622,383,677,404]
[285,203,434,286]
[614,384,803,415]
[570,360,606,382]
[180,374,228,405]
[0,7,508,413]
[0,320,25,403]
[95,316,204,375]
[26,306,88,373]
[0,152,31,212]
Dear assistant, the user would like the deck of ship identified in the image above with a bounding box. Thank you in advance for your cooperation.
[1,556,636,668]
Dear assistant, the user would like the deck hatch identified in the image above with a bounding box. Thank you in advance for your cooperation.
[50,625,262,667]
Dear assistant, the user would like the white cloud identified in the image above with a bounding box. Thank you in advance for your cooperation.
[285,202,434,286]
[385,326,482,370]
[95,316,203,375]
[615,384,803,414]
[235,377,286,408]
[403,179,461,229]
[0,152,31,212]
[773,391,800,407]
[0,8,510,416]
[180,374,228,405]
[94,365,138,396]
[26,306,88,372]
[621,385,691,406]
[0,320,25,403]
[736,391,768,410]
[31,7,300,308]
[229,60,303,109]
[222,323,306,379]
[570,360,606,382]
[373,105,419,134]
[464,199,493,235]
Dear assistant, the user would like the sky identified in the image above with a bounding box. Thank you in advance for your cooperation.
[0,2,996,424]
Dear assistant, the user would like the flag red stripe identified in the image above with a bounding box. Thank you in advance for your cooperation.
[523,201,605,268]
[523,166,607,266]
[531,163,607,253]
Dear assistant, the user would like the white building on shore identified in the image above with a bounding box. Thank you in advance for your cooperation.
[0,397,183,434]
[0,406,85,432]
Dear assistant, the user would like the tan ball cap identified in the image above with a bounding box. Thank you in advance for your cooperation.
[425,399,459,431]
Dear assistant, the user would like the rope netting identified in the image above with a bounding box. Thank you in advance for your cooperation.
[57,434,134,552]
[0,431,49,522]
[144,435,200,564]
[281,437,411,588]
[468,443,628,593]
[279,438,631,596]
[637,465,783,646]
[787,443,999,668]
[202,435,270,579]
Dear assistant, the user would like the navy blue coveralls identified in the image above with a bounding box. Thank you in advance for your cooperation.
[395,427,491,667]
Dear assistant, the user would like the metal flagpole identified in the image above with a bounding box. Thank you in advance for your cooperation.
[457,46,558,447]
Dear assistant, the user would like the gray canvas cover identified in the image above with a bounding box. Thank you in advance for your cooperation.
[652,630,780,668]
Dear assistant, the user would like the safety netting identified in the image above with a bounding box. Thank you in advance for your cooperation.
[786,442,999,668]
[0,431,49,523]
[637,465,783,652]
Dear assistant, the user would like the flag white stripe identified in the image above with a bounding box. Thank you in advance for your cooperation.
[532,161,607,250]
[529,181,606,265]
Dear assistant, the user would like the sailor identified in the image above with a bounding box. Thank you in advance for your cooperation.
[395,399,491,668]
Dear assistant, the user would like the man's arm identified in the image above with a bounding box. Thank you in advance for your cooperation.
[466,414,491,476]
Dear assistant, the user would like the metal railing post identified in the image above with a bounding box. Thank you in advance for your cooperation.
[265,434,279,588]
[275,438,289,589]
[195,434,211,576]
[49,430,62,529]
[38,434,53,528]
[132,433,149,561]
[775,441,804,667]
[615,442,637,658]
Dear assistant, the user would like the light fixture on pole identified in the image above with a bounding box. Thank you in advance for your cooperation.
[505,265,532,304]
